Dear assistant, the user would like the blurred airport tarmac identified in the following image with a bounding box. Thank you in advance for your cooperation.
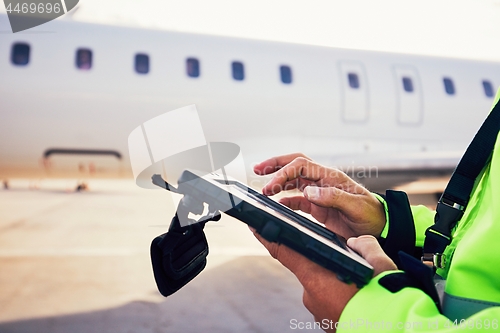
[0,178,443,333]
[0,179,316,333]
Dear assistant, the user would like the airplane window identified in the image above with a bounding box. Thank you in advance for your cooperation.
[186,58,200,77]
[347,73,360,89]
[402,77,414,92]
[135,53,149,74]
[443,77,455,95]
[232,61,245,81]
[76,48,92,70]
[11,42,30,66]
[280,65,293,84]
[482,80,494,98]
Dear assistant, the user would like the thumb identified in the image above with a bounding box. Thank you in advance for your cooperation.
[347,235,397,276]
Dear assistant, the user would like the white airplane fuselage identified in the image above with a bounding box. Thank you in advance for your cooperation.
[1,14,499,188]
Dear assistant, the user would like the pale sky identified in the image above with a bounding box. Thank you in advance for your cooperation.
[3,0,500,61]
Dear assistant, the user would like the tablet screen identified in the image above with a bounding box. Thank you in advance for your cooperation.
[208,176,370,266]
[228,180,348,249]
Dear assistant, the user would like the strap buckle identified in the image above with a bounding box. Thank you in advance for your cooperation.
[422,252,446,269]
[434,199,465,233]
[422,198,465,269]
[440,197,465,212]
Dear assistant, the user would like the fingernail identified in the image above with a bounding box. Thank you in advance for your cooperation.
[305,186,320,199]
[253,164,262,175]
[262,180,272,194]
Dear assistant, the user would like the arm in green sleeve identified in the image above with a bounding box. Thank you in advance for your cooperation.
[338,272,500,332]
[410,205,435,248]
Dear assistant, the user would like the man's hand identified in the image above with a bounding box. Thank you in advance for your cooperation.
[254,153,386,239]
[347,235,398,276]
[252,231,397,332]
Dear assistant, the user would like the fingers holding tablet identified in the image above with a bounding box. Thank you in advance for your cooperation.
[255,154,386,238]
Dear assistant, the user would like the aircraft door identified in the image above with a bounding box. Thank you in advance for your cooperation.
[339,62,369,123]
[393,65,423,125]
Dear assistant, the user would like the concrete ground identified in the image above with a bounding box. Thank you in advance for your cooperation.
[0,179,316,333]
[0,178,442,333]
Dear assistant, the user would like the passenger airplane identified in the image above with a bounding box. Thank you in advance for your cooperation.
[1,13,499,191]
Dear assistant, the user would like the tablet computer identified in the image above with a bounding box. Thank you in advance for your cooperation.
[157,169,373,287]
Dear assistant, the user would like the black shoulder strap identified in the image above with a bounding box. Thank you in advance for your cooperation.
[423,99,500,268]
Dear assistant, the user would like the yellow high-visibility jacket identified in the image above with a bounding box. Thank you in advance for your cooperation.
[338,91,500,332]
